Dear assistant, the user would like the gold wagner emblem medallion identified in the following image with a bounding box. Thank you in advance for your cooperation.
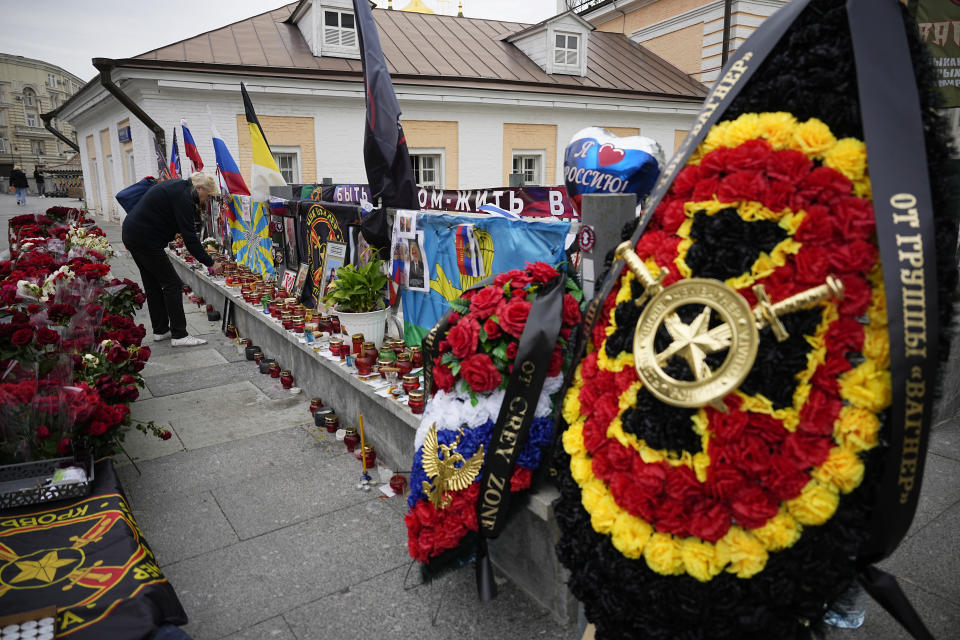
[633,278,756,409]
[617,242,844,409]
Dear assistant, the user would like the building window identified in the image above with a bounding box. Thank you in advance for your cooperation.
[0,138,7,154]
[411,153,442,188]
[0,110,5,126]
[324,10,356,48]
[271,147,301,183]
[0,86,5,103]
[554,33,580,68]
[47,73,57,88]
[125,149,136,185]
[512,152,544,185]
[33,141,45,156]
[23,89,35,107]
[26,113,36,127]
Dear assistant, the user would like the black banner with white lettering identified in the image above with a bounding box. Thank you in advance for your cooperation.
[848,0,939,576]
[474,275,564,599]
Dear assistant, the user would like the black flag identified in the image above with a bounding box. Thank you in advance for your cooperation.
[353,0,418,209]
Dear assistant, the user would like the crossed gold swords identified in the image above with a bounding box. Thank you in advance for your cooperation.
[614,242,845,409]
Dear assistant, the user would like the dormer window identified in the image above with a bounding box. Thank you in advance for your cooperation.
[554,33,580,69]
[505,10,591,78]
[323,9,357,50]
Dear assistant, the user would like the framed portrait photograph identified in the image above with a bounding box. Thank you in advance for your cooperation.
[319,241,349,304]
[292,262,310,298]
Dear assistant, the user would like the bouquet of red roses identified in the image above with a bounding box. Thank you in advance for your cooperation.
[405,261,582,566]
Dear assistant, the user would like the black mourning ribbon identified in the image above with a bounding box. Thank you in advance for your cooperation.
[474,275,565,600]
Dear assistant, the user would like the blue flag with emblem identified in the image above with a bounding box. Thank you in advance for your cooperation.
[225,195,274,277]
[400,212,570,345]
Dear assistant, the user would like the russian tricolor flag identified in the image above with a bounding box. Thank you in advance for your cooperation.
[211,122,250,196]
[169,128,181,179]
[181,119,204,172]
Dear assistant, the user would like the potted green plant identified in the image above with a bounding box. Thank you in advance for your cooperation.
[321,250,390,346]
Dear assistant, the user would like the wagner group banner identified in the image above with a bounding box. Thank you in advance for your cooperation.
[400,212,570,344]
[913,0,960,106]
[296,201,362,307]
[0,460,186,638]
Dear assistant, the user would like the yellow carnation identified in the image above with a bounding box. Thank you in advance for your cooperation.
[839,360,892,412]
[562,385,582,425]
[644,532,685,576]
[751,509,802,551]
[723,113,762,148]
[834,406,880,452]
[863,326,890,368]
[682,538,729,582]
[562,422,585,456]
[787,479,839,525]
[702,122,730,153]
[589,486,620,535]
[570,454,594,484]
[793,118,837,157]
[721,527,768,578]
[823,138,867,182]
[812,447,865,493]
[611,512,653,559]
[756,112,799,149]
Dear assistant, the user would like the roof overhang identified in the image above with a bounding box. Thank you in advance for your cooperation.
[59,56,704,104]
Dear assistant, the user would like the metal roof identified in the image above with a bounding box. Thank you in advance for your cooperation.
[126,3,706,101]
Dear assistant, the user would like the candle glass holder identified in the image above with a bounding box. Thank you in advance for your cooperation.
[343,428,360,451]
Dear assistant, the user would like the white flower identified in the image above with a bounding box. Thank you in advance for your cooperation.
[15,280,42,300]
[83,354,99,365]
[414,374,563,450]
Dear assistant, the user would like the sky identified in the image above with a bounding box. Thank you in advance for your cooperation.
[0,0,563,83]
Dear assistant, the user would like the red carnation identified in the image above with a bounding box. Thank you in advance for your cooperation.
[459,353,502,393]
[671,165,700,199]
[497,298,532,339]
[57,437,72,456]
[527,261,559,284]
[447,317,480,359]
[11,328,33,346]
[431,363,456,393]
[505,341,518,361]
[717,171,768,203]
[161,430,173,441]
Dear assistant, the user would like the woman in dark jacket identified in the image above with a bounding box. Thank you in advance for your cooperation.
[121,172,224,347]
[9,165,28,205]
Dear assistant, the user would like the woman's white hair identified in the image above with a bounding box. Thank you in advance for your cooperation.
[189,172,218,195]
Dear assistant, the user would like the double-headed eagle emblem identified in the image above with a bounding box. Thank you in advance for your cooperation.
[420,424,485,509]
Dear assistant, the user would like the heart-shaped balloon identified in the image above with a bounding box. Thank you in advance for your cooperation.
[563,127,665,214]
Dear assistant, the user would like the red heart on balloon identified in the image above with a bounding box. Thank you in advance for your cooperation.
[598,143,626,166]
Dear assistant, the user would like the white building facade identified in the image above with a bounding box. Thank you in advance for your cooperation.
[55,1,707,219]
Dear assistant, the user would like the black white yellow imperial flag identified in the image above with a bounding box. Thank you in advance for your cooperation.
[553,1,958,638]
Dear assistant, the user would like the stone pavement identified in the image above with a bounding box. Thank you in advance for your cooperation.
[2,193,958,639]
